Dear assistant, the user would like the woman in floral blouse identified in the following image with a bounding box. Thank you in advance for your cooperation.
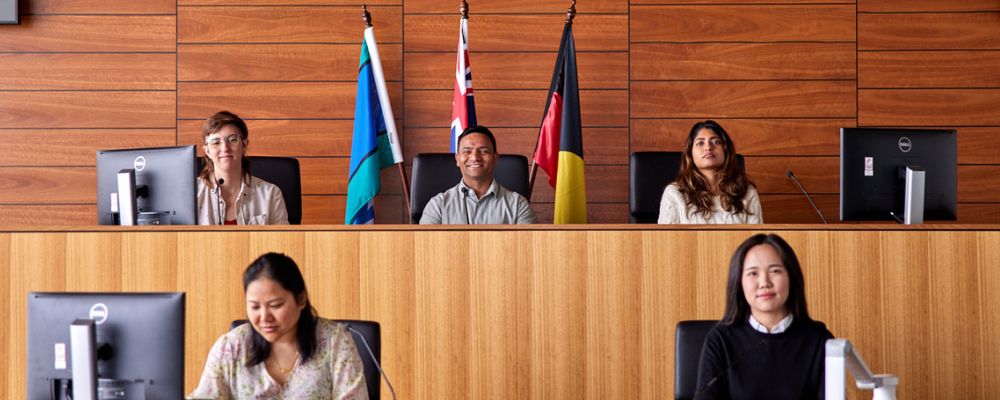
[189,252,369,399]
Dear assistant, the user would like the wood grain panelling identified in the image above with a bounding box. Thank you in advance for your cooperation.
[759,194,838,224]
[178,6,402,44]
[0,16,175,52]
[630,119,850,155]
[405,0,625,14]
[959,204,1000,223]
[745,156,839,194]
[630,5,855,43]
[632,0,853,3]
[859,12,1000,51]
[0,205,95,225]
[530,165,628,203]
[859,89,1000,126]
[178,44,402,82]
[631,43,855,81]
[404,52,628,90]
[0,91,175,129]
[859,51,1000,88]
[20,0,175,14]
[178,119,375,157]
[178,0,399,5]
[404,15,627,52]
[404,127,629,166]
[0,167,94,203]
[859,0,1000,12]
[959,166,1000,203]
[631,81,856,118]
[301,194,404,224]
[298,157,402,196]
[957,127,1000,165]
[0,130,175,166]
[177,82,402,119]
[0,54,175,90]
[404,89,627,127]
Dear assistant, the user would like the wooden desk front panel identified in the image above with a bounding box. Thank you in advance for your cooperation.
[1,228,997,399]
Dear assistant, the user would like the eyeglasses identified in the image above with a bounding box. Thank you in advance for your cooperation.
[205,134,243,149]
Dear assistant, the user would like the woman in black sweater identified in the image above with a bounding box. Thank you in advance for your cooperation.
[695,234,833,400]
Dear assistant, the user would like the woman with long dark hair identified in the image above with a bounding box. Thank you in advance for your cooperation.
[695,234,833,399]
[190,253,368,399]
[658,120,761,224]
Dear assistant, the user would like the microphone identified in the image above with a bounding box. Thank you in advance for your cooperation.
[460,187,472,224]
[786,171,828,224]
[346,325,397,400]
[215,178,225,225]
[693,337,769,400]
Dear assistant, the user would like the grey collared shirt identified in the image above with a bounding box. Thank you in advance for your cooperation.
[419,179,537,224]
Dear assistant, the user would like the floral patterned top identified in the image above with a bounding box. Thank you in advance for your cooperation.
[189,318,369,400]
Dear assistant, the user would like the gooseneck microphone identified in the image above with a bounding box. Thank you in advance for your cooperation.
[786,171,828,224]
[215,178,225,225]
[346,325,398,400]
[460,187,472,224]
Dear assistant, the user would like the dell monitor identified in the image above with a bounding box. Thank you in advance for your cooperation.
[27,292,185,400]
[96,146,198,225]
[840,127,957,222]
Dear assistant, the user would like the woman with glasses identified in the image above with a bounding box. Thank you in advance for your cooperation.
[197,111,289,225]
[658,120,761,224]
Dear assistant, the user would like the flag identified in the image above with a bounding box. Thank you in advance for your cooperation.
[533,23,586,224]
[346,26,404,224]
[450,17,477,152]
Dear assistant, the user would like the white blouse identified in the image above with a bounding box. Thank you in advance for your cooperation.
[657,183,763,224]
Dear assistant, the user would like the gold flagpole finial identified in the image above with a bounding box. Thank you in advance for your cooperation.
[566,0,576,24]
[461,0,469,19]
[362,4,372,28]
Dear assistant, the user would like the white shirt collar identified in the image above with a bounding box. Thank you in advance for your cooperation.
[749,314,794,334]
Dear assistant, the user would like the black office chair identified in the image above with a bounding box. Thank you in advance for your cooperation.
[197,156,302,224]
[408,153,530,223]
[628,152,745,223]
[231,319,383,399]
[674,320,718,400]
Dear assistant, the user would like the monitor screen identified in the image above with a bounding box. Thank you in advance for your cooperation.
[96,146,198,225]
[27,292,185,400]
[840,127,957,221]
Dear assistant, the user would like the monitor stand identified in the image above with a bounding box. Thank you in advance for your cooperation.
[903,166,925,224]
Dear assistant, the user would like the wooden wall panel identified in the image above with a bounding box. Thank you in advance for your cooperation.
[632,0,853,3]
[405,15,628,52]
[20,0,176,14]
[859,51,1000,88]
[178,0,399,5]
[0,167,95,203]
[178,6,402,44]
[0,91,176,128]
[958,127,1000,165]
[630,5,855,43]
[745,156,839,194]
[859,0,1000,12]
[631,43,855,80]
[177,82,402,119]
[759,194,839,224]
[0,205,95,226]
[630,119,850,156]
[632,81,856,118]
[179,119,360,157]
[405,52,628,90]
[860,12,1000,51]
[179,44,402,82]
[531,202,628,224]
[3,228,998,399]
[404,0,625,14]
[959,166,1000,203]
[404,89,627,127]
[0,54,175,90]
[529,165,628,203]
[0,129,176,166]
[0,16,175,52]
[858,89,1000,126]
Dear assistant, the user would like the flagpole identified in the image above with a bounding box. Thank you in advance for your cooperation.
[362,5,412,218]
[528,0,576,201]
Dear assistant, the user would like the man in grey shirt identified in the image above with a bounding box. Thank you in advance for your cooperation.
[420,126,537,224]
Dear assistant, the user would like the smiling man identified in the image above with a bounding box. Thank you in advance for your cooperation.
[420,126,536,224]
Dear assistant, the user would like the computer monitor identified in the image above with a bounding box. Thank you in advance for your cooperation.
[27,292,185,400]
[840,127,957,222]
[96,146,198,225]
